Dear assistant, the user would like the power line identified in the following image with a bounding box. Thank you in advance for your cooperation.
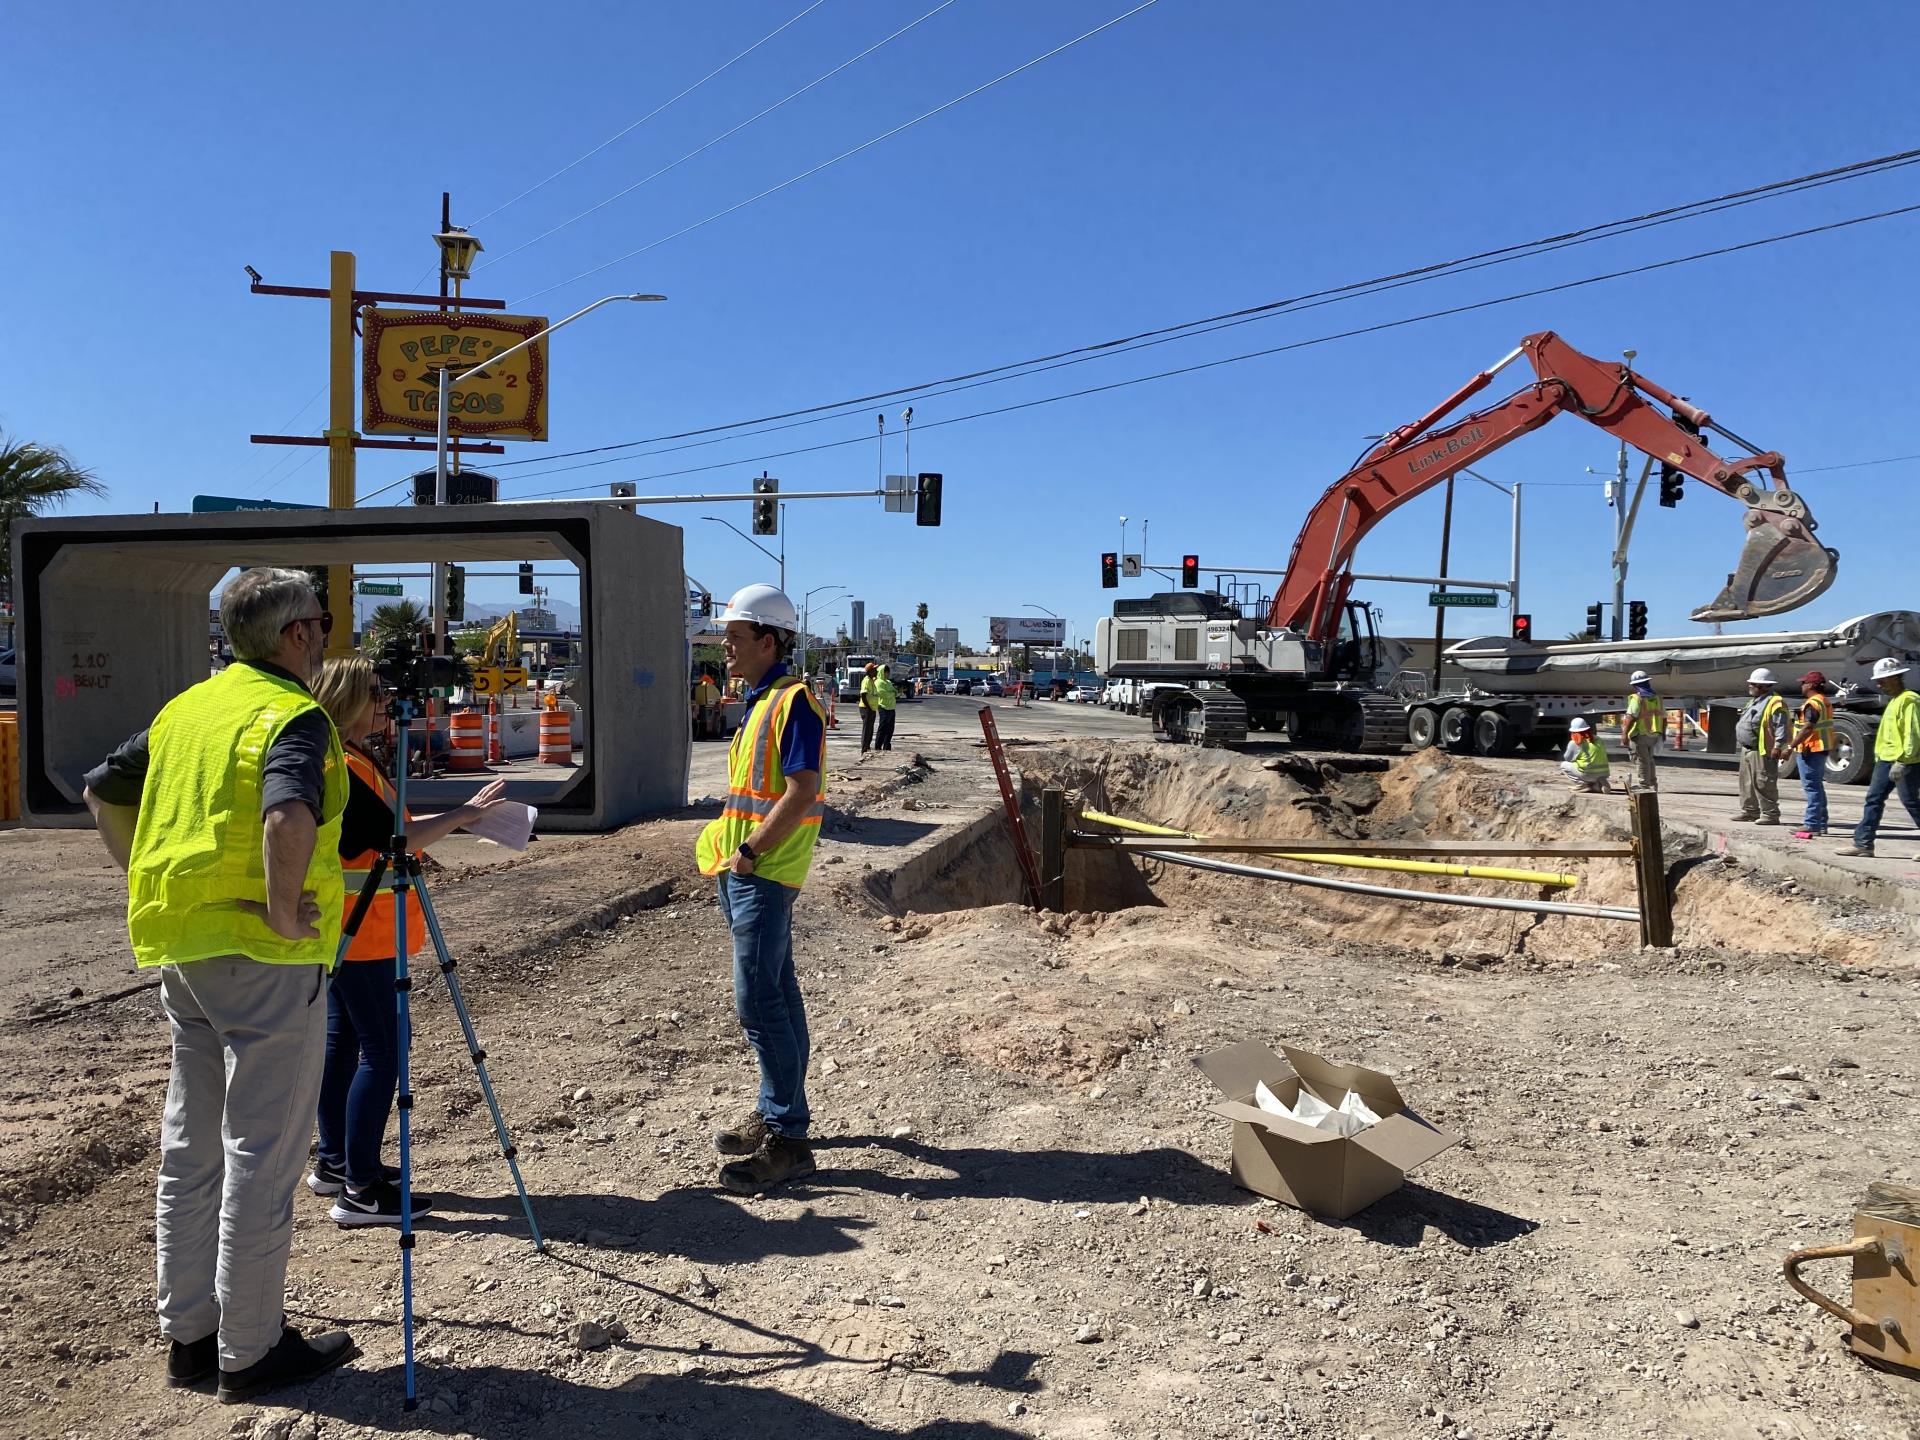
[479,0,962,275]
[487,145,1920,472]
[501,199,1920,500]
[511,0,1165,305]
[472,0,830,227]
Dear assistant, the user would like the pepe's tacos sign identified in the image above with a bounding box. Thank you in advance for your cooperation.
[360,308,550,441]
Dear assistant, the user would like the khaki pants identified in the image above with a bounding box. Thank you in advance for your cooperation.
[1628,732,1659,791]
[1737,746,1780,821]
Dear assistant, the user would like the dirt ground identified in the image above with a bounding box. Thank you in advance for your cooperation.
[2,717,1918,1440]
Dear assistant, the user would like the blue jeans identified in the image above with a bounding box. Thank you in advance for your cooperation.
[315,958,400,1190]
[717,872,810,1138]
[1797,752,1829,832]
[1854,760,1920,849]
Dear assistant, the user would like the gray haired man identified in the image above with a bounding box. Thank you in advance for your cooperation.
[1733,668,1790,825]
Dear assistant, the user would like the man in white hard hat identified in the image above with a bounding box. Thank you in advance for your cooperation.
[1733,668,1790,826]
[695,584,827,1192]
[1837,657,1920,858]
[1560,717,1610,793]
[1622,670,1664,793]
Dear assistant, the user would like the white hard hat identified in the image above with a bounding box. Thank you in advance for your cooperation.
[1629,669,1652,686]
[1871,656,1913,681]
[1747,668,1778,686]
[1570,717,1593,732]
[717,583,798,633]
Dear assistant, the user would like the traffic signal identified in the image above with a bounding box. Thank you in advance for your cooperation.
[444,564,466,623]
[1181,554,1200,589]
[1658,461,1685,508]
[518,562,534,595]
[1628,599,1648,640]
[752,473,779,535]
[1511,612,1532,642]
[1585,602,1604,639]
[915,472,943,527]
[1100,552,1119,589]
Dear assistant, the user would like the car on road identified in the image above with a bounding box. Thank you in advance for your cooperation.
[1067,684,1101,703]
[981,678,1005,697]
[0,648,13,695]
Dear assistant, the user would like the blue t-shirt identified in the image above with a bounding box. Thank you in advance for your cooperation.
[745,664,825,777]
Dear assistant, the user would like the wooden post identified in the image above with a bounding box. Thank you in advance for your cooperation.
[1630,789,1673,947]
[323,249,357,657]
[1040,787,1066,913]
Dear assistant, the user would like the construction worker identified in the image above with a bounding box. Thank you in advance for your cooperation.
[873,663,898,751]
[857,661,878,756]
[692,669,723,740]
[1733,668,1790,826]
[1790,670,1835,839]
[1623,669,1664,792]
[309,656,509,1226]
[695,584,826,1194]
[1838,657,1920,858]
[79,568,357,1401]
[1560,717,1610,792]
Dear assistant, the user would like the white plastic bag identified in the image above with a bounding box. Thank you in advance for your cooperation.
[1254,1080,1379,1136]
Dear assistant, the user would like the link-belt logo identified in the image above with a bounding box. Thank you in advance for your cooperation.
[1406,425,1486,476]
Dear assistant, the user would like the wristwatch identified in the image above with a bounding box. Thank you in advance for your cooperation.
[737,841,756,863]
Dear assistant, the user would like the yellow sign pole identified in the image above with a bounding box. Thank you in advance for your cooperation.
[324,249,357,656]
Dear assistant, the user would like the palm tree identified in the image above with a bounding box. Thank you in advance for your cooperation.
[366,600,428,649]
[0,434,106,590]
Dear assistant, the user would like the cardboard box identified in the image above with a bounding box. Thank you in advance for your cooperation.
[1193,1040,1461,1221]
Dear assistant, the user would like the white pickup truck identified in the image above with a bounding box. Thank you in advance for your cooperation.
[1102,678,1181,716]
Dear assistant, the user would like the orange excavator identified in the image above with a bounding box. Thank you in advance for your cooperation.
[1095,331,1839,747]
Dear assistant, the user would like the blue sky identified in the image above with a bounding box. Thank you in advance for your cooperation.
[5,0,1917,652]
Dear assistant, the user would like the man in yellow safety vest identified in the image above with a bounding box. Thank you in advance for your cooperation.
[695,584,827,1193]
[873,663,899,751]
[1838,657,1920,858]
[81,568,358,1402]
[1733,668,1791,826]
[1623,669,1664,792]
[1560,716,1611,793]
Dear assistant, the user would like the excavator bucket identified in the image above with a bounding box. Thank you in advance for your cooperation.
[1691,521,1839,623]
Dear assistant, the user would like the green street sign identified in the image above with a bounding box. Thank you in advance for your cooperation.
[192,495,324,513]
[1428,591,1499,608]
[357,582,405,596]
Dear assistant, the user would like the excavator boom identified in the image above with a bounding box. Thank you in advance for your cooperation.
[1266,332,1837,641]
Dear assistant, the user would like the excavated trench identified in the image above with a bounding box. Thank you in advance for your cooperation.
[887,741,1907,969]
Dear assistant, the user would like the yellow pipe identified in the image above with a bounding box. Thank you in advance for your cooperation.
[1077,807,1578,889]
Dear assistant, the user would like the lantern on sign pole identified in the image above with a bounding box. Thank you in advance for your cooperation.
[432,226,484,281]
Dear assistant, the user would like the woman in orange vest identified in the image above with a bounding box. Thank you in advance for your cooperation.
[308,657,509,1226]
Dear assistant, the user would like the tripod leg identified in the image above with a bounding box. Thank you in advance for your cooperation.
[409,861,546,1253]
[337,855,388,967]
[394,954,419,1409]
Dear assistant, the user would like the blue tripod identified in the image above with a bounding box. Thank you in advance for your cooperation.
[336,696,545,1409]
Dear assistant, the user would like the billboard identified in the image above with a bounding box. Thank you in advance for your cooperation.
[988,615,1065,646]
[361,308,550,440]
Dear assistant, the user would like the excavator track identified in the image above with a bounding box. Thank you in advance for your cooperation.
[1149,687,1248,747]
[1291,693,1407,754]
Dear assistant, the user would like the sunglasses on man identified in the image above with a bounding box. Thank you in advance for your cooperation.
[281,611,335,637]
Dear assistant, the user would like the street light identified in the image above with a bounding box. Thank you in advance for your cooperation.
[427,273,666,652]
[1024,602,1067,685]
[798,583,846,675]
[701,514,783,593]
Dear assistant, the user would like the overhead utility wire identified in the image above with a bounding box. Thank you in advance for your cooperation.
[511,0,1164,304]
[487,146,1920,471]
[490,160,1917,488]
[495,200,1920,501]
[473,0,830,225]
[479,0,963,273]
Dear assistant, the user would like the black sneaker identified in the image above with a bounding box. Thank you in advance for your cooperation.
[719,1136,818,1195]
[218,1324,356,1404]
[306,1161,403,1196]
[713,1110,770,1156]
[328,1180,434,1227]
[166,1333,217,1387]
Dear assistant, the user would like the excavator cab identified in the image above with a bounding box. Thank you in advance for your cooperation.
[1331,601,1380,683]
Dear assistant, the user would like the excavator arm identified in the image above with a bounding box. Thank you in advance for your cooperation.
[1267,331,1838,643]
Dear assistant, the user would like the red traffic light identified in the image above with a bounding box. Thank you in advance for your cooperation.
[1100,552,1119,589]
[1512,612,1533,642]
[1180,554,1199,588]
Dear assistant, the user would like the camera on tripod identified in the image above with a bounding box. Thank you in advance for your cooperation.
[374,633,470,710]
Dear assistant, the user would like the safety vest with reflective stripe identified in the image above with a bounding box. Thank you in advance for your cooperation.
[1624,691,1665,739]
[1876,688,1920,763]
[695,676,827,888]
[339,746,426,961]
[1570,737,1610,778]
[1795,693,1834,753]
[126,664,347,969]
[873,676,897,710]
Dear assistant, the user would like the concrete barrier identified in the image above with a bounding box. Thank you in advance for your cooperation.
[11,502,688,831]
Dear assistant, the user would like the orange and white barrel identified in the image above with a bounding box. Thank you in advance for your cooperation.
[487,699,504,762]
[538,708,572,765]
[448,709,488,772]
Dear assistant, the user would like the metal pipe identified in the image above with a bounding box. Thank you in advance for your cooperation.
[1349,572,1512,591]
[1144,850,1640,922]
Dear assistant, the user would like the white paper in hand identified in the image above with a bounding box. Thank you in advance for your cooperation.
[464,801,537,851]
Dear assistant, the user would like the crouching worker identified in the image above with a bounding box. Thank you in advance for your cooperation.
[307,657,510,1225]
[1561,716,1611,793]
[696,584,827,1194]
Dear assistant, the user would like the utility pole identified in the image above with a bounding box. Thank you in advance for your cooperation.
[1430,472,1455,693]
[1611,348,1636,641]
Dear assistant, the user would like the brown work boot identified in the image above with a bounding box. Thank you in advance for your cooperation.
[719,1135,817,1195]
[712,1110,770,1156]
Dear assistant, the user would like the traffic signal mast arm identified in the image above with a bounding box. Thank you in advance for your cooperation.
[1264,330,1836,643]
